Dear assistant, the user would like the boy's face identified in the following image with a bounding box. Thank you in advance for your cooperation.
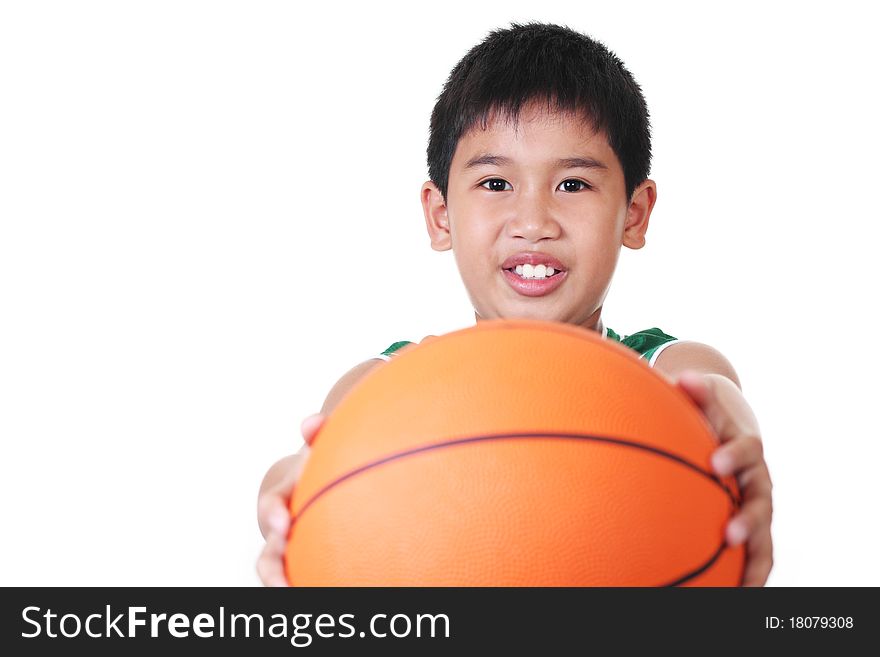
[422,100,656,332]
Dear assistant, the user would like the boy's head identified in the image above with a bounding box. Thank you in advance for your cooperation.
[421,22,658,332]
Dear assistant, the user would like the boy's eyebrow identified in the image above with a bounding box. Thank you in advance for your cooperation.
[463,153,608,171]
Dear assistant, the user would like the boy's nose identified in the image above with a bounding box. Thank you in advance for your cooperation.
[506,201,562,241]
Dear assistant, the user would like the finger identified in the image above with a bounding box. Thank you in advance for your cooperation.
[257,493,291,539]
[256,532,290,587]
[737,460,773,502]
[741,527,774,587]
[726,493,773,546]
[674,371,730,438]
[675,370,712,409]
[675,371,761,448]
[269,452,309,501]
[711,435,765,477]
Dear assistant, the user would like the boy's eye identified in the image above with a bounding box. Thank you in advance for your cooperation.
[479,178,592,192]
[560,179,591,192]
[480,178,512,192]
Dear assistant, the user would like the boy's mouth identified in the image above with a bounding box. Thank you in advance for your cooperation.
[500,251,567,281]
[501,268,567,297]
[503,265,565,280]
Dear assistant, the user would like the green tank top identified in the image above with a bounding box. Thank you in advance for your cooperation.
[377,326,679,367]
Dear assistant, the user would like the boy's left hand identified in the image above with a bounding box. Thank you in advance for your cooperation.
[673,370,774,587]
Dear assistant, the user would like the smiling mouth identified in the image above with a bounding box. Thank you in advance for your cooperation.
[501,268,567,297]
[502,266,565,280]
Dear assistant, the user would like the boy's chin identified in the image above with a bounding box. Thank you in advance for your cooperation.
[476,306,566,323]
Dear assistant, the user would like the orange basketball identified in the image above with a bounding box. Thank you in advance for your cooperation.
[285,318,744,586]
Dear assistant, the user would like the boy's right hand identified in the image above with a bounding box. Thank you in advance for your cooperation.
[256,413,325,587]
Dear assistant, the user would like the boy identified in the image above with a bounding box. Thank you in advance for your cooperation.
[257,22,773,586]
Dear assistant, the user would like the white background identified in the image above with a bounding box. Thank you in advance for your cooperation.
[1,1,877,586]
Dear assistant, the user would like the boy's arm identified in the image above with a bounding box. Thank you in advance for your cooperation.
[258,357,387,509]
[257,343,427,584]
[259,337,427,526]
[652,341,741,389]
[257,355,394,584]
[653,341,773,586]
[319,358,388,417]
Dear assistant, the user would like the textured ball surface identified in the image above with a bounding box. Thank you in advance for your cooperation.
[286,319,744,586]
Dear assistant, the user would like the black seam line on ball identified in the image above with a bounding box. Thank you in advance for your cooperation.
[659,540,729,587]
[291,432,737,587]
[293,432,740,525]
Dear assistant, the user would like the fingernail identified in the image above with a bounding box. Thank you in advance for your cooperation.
[728,521,748,546]
[712,452,733,475]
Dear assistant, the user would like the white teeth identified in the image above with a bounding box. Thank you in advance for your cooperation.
[513,264,556,279]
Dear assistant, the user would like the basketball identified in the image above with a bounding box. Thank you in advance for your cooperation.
[285,318,745,586]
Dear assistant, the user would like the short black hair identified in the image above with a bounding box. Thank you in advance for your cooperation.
[427,21,652,203]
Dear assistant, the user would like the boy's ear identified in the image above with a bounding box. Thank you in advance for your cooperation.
[422,181,452,252]
[622,179,657,250]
